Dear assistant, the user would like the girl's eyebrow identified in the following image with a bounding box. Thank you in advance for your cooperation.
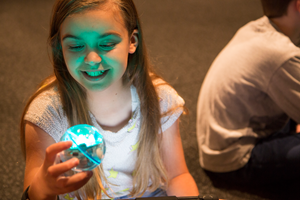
[62,34,79,41]
[62,32,122,41]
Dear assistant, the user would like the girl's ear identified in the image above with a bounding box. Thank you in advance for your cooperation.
[129,30,138,54]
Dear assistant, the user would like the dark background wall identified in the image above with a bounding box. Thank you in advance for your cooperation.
[1,0,295,199]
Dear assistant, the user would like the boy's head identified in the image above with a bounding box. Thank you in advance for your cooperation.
[261,0,294,18]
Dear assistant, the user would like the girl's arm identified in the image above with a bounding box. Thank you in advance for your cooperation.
[23,122,92,200]
[161,119,199,197]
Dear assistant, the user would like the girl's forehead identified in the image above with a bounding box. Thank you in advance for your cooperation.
[60,6,127,37]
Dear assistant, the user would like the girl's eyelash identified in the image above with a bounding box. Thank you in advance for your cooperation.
[68,45,84,50]
[100,43,116,49]
[67,42,117,51]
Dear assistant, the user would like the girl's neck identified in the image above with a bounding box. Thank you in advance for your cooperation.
[87,81,129,104]
[86,81,132,132]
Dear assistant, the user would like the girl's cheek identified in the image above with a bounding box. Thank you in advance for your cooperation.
[65,53,79,66]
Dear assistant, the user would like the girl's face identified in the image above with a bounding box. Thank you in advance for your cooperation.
[60,6,138,92]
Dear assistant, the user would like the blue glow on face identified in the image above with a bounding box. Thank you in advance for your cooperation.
[60,7,137,93]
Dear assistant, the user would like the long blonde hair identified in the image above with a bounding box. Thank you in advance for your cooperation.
[20,0,169,199]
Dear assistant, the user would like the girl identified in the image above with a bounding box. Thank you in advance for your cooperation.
[20,0,199,199]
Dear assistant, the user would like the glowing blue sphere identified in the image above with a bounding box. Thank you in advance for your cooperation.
[59,124,106,172]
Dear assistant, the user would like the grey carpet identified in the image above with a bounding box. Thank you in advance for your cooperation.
[0,0,297,199]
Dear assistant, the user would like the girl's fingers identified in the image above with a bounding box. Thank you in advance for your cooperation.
[43,141,73,169]
[57,171,93,192]
[48,158,79,177]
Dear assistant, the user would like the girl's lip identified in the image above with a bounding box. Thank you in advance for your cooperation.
[81,69,109,81]
[84,69,105,72]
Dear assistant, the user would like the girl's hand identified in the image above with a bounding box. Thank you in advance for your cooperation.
[28,141,93,200]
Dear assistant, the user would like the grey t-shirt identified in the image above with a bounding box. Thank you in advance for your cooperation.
[25,80,184,199]
[197,16,300,172]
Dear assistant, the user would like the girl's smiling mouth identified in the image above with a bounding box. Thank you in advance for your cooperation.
[82,69,109,81]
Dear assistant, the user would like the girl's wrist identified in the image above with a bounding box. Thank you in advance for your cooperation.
[27,183,57,200]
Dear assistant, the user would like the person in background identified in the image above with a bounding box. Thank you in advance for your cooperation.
[197,0,300,185]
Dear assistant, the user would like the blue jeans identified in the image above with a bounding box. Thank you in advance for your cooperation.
[205,119,300,185]
[115,188,167,199]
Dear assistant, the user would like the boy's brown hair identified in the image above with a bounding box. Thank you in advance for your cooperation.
[261,0,294,18]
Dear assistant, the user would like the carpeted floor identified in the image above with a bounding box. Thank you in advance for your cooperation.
[0,0,298,199]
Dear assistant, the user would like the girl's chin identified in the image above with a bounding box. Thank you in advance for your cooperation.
[82,83,111,92]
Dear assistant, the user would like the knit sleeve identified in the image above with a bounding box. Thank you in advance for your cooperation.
[24,89,69,143]
[155,81,185,133]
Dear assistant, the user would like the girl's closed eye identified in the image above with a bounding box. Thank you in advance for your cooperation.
[68,44,85,51]
[99,42,118,51]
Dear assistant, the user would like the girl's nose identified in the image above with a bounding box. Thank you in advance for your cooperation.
[84,51,102,66]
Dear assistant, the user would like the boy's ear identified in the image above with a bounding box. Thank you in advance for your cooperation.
[129,29,138,54]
